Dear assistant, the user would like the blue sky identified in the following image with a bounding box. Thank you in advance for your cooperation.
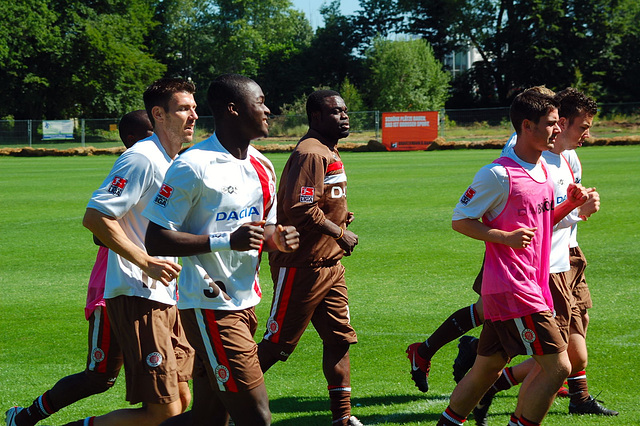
[290,0,361,29]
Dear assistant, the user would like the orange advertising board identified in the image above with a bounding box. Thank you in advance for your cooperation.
[382,111,439,151]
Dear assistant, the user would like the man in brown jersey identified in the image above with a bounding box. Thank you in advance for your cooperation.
[257,90,362,426]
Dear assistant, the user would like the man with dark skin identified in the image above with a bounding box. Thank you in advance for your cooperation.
[257,90,362,426]
[144,74,299,426]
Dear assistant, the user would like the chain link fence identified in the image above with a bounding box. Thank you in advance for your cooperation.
[2,103,638,148]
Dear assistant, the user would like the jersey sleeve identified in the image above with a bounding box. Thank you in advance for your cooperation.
[280,151,328,231]
[452,164,509,221]
[142,159,200,231]
[87,150,153,219]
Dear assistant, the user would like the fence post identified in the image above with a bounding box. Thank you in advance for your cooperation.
[375,110,380,141]
[28,120,32,147]
[81,119,85,147]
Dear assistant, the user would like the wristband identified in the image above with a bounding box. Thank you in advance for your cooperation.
[333,227,344,240]
[209,232,231,252]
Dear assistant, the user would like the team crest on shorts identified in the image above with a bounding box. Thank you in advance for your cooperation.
[215,365,230,383]
[91,347,105,363]
[146,352,163,368]
[521,328,537,344]
[267,318,279,334]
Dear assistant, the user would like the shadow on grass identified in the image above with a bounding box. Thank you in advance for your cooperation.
[270,393,448,425]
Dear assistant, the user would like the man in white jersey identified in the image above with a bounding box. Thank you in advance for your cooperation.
[67,79,198,426]
[436,90,589,426]
[143,74,299,426]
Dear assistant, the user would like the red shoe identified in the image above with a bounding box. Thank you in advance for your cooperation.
[557,383,569,398]
[406,342,431,392]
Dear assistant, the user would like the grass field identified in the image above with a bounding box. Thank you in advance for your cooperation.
[1,146,639,425]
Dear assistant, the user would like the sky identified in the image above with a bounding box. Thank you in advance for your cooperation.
[290,0,361,29]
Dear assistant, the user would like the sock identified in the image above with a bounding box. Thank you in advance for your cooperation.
[17,392,57,426]
[328,386,351,425]
[517,416,540,426]
[492,366,519,392]
[437,406,466,425]
[507,413,519,426]
[567,370,589,405]
[421,304,481,360]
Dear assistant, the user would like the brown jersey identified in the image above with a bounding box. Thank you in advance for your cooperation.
[269,135,348,268]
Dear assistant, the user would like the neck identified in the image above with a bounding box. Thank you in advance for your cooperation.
[216,129,250,160]
[513,141,542,164]
[307,128,338,150]
[155,130,182,159]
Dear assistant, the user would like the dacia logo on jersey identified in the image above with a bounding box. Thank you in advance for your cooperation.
[556,194,567,205]
[460,187,476,205]
[107,176,128,197]
[536,198,553,214]
[215,206,260,221]
[154,183,174,207]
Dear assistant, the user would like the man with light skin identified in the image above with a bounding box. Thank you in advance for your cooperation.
[63,78,198,426]
[436,90,589,426]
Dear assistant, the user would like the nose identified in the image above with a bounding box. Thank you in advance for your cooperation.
[191,108,198,120]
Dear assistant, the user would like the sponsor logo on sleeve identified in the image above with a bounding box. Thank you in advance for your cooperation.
[107,176,128,197]
[300,186,315,203]
[460,187,476,205]
[154,183,174,207]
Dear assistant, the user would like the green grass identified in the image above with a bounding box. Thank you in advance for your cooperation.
[1,146,639,425]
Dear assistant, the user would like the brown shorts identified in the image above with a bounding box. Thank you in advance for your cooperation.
[549,272,584,342]
[478,311,567,362]
[85,306,123,385]
[472,262,484,295]
[180,307,263,392]
[105,296,194,405]
[261,263,357,361]
[569,246,593,310]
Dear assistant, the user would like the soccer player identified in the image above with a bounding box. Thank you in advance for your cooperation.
[256,90,363,426]
[143,73,299,426]
[458,88,617,425]
[436,89,588,426]
[63,78,198,426]
[4,111,153,426]
[405,86,557,395]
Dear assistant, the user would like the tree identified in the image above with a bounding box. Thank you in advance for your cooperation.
[365,38,450,112]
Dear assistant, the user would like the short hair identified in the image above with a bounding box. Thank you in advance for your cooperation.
[207,74,256,119]
[554,87,598,124]
[510,89,559,134]
[306,90,341,123]
[118,110,152,148]
[143,78,196,126]
[526,85,556,97]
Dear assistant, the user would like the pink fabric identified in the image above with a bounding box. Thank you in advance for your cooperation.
[482,157,554,321]
[84,246,108,320]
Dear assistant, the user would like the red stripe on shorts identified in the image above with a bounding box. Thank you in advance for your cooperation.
[271,267,297,343]
[203,310,239,392]
[523,314,545,355]
[97,309,112,373]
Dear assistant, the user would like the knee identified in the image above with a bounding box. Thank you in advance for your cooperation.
[83,371,117,394]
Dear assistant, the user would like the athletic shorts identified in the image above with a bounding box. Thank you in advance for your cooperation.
[180,307,263,392]
[568,246,593,310]
[85,306,123,385]
[261,262,358,361]
[549,272,584,342]
[105,296,194,405]
[478,311,567,362]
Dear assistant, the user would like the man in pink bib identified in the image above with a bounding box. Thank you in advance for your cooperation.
[437,89,588,426]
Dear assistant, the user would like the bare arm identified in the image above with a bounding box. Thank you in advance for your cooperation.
[83,208,180,286]
[452,218,537,249]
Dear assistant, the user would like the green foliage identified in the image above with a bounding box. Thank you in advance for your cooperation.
[365,37,450,112]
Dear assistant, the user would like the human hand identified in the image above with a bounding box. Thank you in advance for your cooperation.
[273,224,299,253]
[144,258,182,287]
[566,183,588,208]
[230,220,266,251]
[337,228,358,256]
[345,212,355,226]
[503,227,537,249]
[578,187,600,220]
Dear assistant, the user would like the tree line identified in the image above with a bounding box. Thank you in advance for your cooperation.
[1,0,638,119]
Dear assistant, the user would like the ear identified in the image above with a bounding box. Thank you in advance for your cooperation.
[151,105,164,124]
[558,116,568,131]
[521,118,532,133]
[227,102,239,117]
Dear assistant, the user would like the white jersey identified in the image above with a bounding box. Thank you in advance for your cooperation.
[542,151,574,273]
[563,149,583,248]
[86,135,178,305]
[453,148,547,222]
[143,134,277,311]
[501,132,517,157]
